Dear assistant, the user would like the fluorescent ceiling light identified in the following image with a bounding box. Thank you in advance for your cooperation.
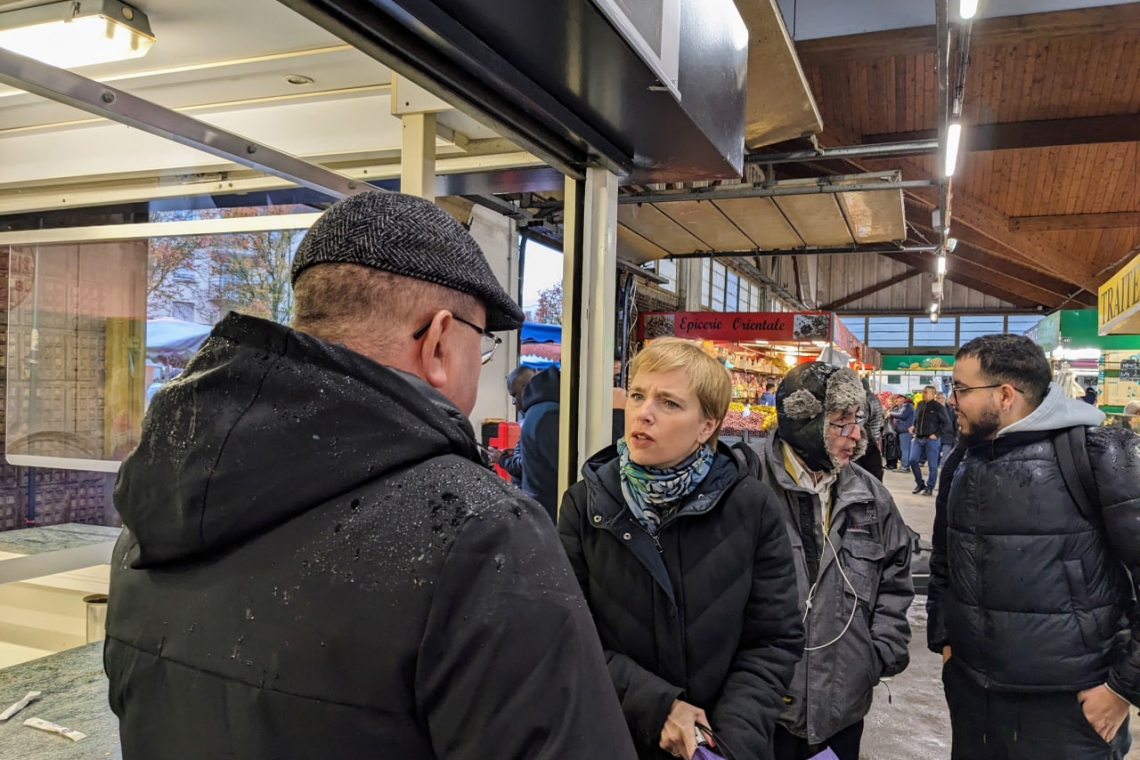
[930,312,939,324]
[937,255,947,275]
[945,122,962,177]
[960,0,979,20]
[930,303,939,314]
[0,0,154,69]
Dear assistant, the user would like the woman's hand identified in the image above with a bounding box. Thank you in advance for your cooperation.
[659,700,707,759]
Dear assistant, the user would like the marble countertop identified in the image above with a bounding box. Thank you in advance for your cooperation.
[0,524,121,557]
[0,642,120,759]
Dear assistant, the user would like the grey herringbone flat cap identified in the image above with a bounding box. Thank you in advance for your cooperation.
[291,192,525,331]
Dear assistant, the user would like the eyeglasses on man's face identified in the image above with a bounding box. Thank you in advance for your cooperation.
[827,414,865,438]
[949,383,1025,398]
[412,313,502,365]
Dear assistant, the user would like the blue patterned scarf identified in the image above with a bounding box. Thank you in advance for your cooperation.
[618,439,715,536]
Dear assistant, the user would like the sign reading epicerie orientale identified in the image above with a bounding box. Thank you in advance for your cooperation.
[639,312,833,343]
[1099,252,1140,336]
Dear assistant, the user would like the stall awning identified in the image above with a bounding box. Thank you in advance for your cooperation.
[520,321,561,344]
[617,173,908,264]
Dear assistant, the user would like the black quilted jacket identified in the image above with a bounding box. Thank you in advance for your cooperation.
[559,445,804,760]
[928,426,1140,702]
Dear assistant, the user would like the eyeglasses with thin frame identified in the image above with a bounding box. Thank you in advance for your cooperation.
[949,383,1025,397]
[412,313,502,365]
[827,414,866,438]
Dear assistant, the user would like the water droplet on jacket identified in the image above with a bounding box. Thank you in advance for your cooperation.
[494,553,506,571]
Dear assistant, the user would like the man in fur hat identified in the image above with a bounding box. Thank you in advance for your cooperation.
[737,362,914,760]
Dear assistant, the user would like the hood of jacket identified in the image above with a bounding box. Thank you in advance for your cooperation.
[997,382,1105,437]
[519,364,560,414]
[776,362,868,473]
[116,312,483,566]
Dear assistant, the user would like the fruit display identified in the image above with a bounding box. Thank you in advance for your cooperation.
[721,404,776,438]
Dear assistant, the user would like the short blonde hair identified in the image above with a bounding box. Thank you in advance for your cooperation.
[629,338,733,446]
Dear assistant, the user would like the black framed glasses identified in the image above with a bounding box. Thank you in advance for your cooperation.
[827,415,866,438]
[950,383,1025,397]
[412,314,502,365]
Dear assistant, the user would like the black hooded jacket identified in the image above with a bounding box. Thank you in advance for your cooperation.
[104,313,637,760]
[519,365,561,521]
[927,397,1140,703]
[558,445,803,760]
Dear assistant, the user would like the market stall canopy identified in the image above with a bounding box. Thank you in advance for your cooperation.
[146,319,213,364]
[520,321,562,344]
[616,172,908,264]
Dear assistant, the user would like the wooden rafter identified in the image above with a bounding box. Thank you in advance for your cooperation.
[795,3,1140,66]
[863,114,1140,151]
[906,204,1097,305]
[813,127,1103,292]
[1010,212,1140,233]
[821,268,921,311]
[884,252,1041,309]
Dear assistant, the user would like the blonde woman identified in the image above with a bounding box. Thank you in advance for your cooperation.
[559,338,803,760]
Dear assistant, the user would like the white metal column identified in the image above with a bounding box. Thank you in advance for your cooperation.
[558,167,618,501]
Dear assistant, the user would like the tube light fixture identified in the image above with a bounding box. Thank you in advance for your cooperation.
[945,122,962,177]
[0,0,154,69]
[930,303,939,314]
[946,237,958,252]
[960,0,979,20]
[930,311,939,324]
[937,255,947,275]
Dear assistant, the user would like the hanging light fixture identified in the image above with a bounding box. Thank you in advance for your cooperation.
[960,0,979,20]
[937,255,948,275]
[0,0,155,69]
[945,122,963,177]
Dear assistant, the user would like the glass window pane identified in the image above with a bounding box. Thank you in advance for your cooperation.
[701,259,712,307]
[912,316,957,346]
[1007,315,1044,335]
[711,262,726,310]
[867,316,911,348]
[658,258,676,292]
[839,316,866,343]
[726,272,740,311]
[959,314,1006,343]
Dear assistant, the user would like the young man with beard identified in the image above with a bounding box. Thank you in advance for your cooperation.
[928,334,1140,759]
[739,362,914,760]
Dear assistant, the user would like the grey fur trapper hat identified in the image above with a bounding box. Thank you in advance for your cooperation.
[776,362,868,473]
[291,192,525,332]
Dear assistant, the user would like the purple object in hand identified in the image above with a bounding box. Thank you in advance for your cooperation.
[808,749,840,760]
[692,748,725,760]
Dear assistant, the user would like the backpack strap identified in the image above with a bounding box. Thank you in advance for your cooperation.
[1053,425,1100,527]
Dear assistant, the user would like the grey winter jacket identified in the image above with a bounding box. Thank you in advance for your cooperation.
[740,434,914,744]
[866,392,884,443]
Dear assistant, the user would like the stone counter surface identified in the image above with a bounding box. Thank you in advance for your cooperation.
[0,642,120,759]
[0,524,121,557]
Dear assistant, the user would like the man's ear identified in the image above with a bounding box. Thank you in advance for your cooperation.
[416,310,452,391]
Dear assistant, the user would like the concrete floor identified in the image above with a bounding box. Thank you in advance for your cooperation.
[859,467,1140,759]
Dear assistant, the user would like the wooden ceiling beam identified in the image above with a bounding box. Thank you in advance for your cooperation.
[907,210,1095,303]
[1010,211,1140,233]
[884,252,1044,309]
[796,3,1140,66]
[863,114,1140,151]
[820,268,921,311]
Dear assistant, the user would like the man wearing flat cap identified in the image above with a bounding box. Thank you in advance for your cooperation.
[105,192,638,759]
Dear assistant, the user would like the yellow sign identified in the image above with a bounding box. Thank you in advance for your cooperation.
[1099,252,1140,335]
